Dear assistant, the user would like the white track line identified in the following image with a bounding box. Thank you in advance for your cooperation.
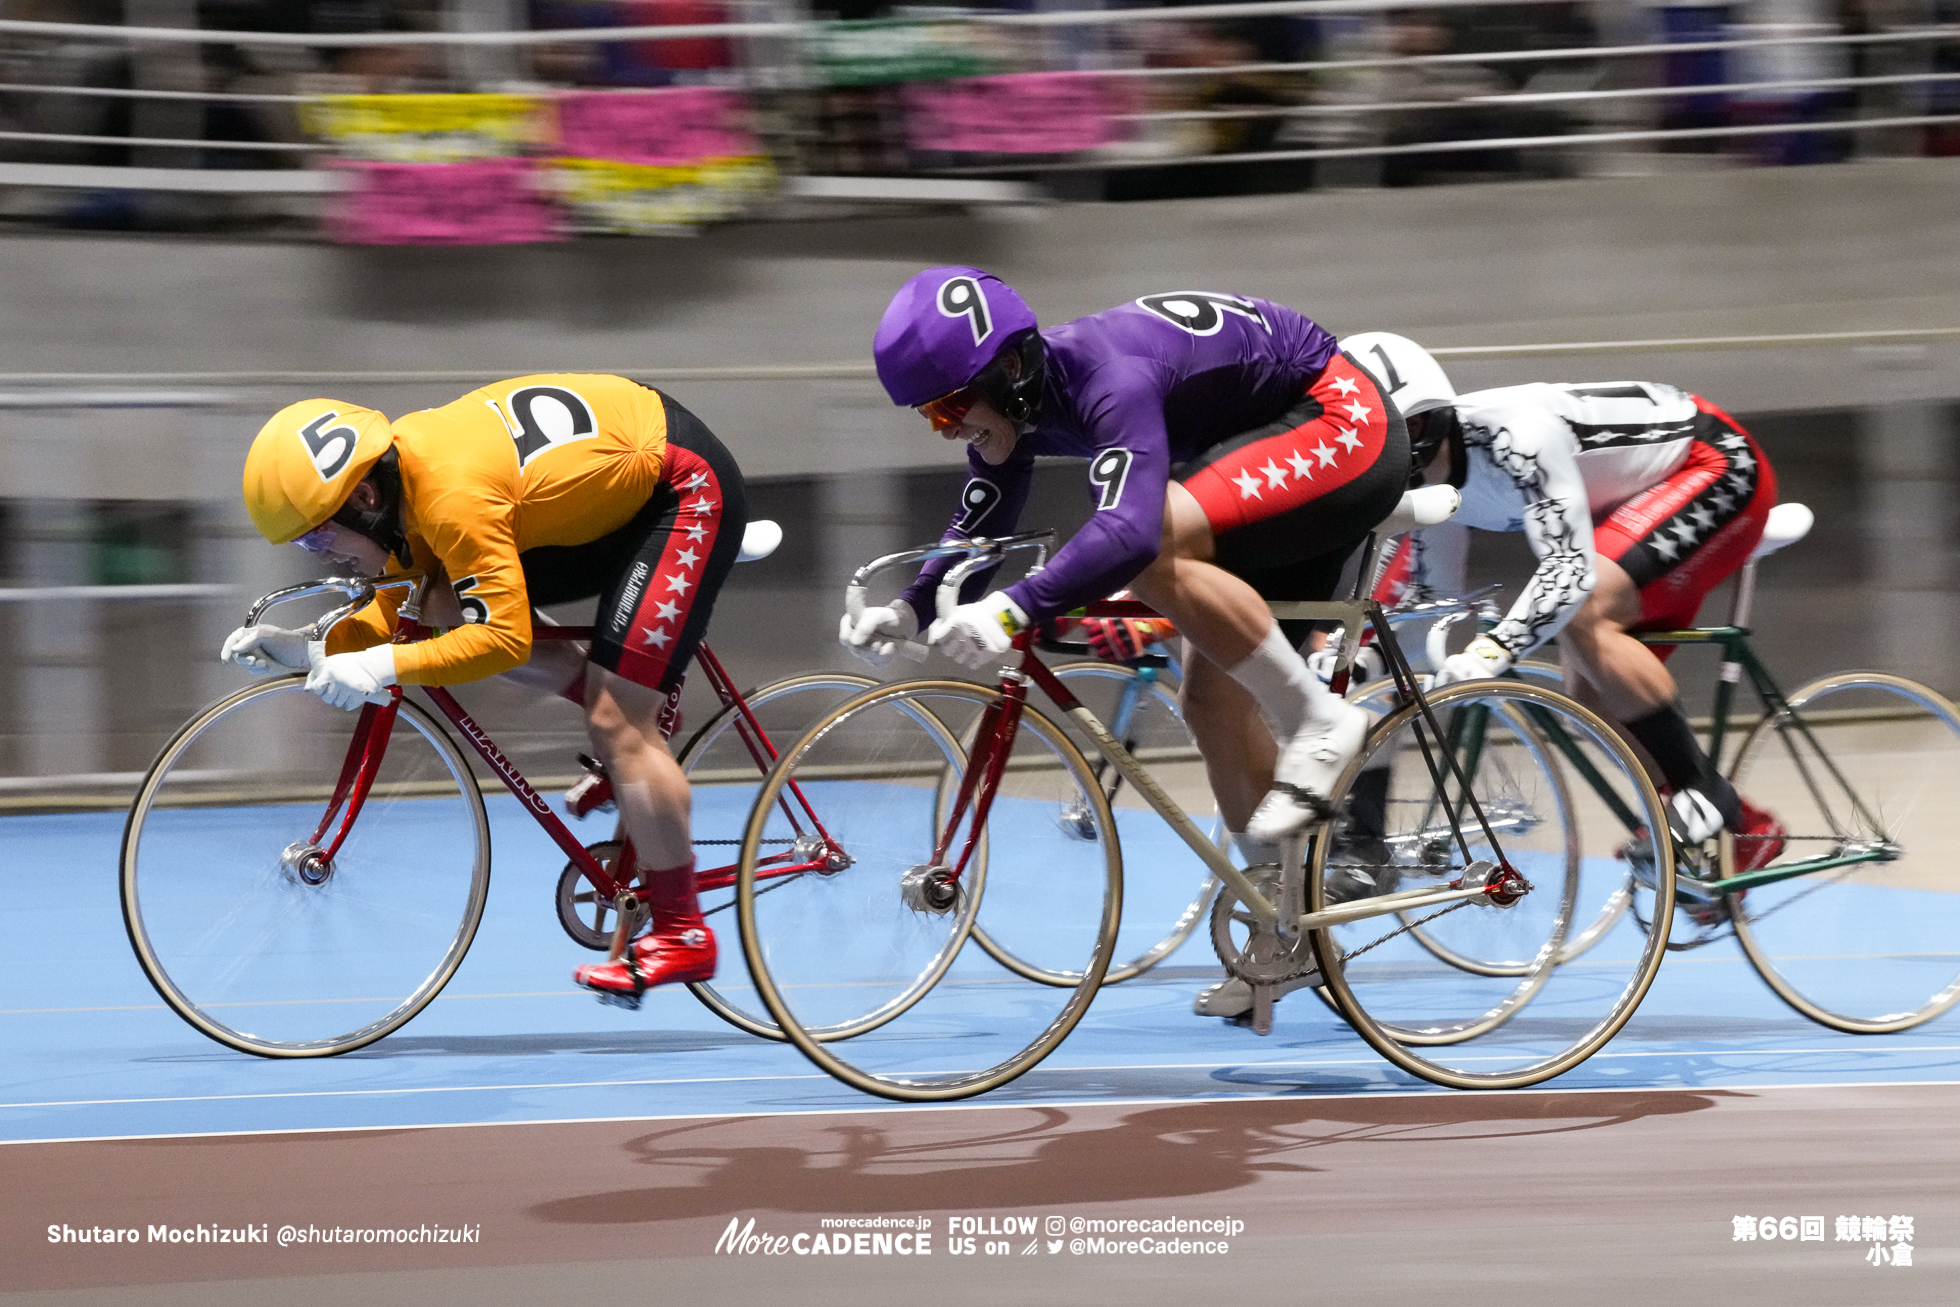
[5,1078,1960,1149]
[5,1044,1958,1113]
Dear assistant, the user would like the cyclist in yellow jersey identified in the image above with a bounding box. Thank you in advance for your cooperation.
[221,374,749,1006]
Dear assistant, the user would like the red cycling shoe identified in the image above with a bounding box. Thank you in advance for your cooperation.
[1731,798,1787,874]
[573,922,717,1011]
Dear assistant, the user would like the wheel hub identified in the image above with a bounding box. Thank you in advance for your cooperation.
[796,833,852,874]
[1460,859,1528,908]
[899,863,961,914]
[279,841,335,887]
[1054,799,1101,842]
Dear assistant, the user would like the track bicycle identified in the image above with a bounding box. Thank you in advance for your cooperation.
[731,505,1677,1101]
[1344,499,1960,1035]
[119,520,875,1057]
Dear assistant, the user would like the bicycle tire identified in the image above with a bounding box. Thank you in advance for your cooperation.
[1346,678,1581,989]
[1312,680,1672,1089]
[1726,672,1960,1032]
[1503,658,1633,963]
[737,679,1122,1101]
[675,672,877,1040]
[968,661,1217,987]
[120,677,491,1058]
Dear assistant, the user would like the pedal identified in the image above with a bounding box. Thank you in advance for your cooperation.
[593,988,643,1012]
[565,753,615,819]
[1250,983,1275,1036]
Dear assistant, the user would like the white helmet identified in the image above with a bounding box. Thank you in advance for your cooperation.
[1341,331,1456,418]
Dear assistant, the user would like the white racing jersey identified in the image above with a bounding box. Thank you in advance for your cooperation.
[1386,381,1722,658]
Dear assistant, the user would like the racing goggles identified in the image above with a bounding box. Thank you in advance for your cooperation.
[294,522,338,554]
[918,385,979,432]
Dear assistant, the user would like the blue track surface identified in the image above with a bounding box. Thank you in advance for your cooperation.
[6,799,1959,1145]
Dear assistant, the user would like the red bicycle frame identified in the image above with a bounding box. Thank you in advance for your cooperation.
[312,615,846,911]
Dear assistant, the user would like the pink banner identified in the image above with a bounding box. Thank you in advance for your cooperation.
[905,73,1128,155]
[331,158,560,245]
[553,89,756,167]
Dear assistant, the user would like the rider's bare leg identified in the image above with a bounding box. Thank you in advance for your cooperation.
[584,667,693,872]
[1559,556,1740,833]
[1127,484,1356,839]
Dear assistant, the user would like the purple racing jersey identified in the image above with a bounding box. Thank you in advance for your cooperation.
[898,292,1340,623]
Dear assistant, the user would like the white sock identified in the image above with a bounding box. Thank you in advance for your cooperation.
[1225,625,1337,739]
[1229,827,1282,868]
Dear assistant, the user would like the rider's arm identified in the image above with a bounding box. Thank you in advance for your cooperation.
[895,441,1035,624]
[323,585,406,656]
[378,485,534,685]
[1479,411,1596,659]
[1001,363,1168,621]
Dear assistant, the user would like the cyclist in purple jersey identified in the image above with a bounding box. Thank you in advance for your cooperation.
[845,267,1409,881]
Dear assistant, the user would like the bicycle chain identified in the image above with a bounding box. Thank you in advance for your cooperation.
[1336,898,1476,966]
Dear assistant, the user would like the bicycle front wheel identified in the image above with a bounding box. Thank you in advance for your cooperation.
[970,661,1217,986]
[1727,672,1960,1032]
[1314,681,1672,1089]
[120,678,491,1058]
[676,672,875,1039]
[738,680,1122,1101]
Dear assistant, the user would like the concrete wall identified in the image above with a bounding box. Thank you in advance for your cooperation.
[3,158,1959,782]
[2,156,1958,489]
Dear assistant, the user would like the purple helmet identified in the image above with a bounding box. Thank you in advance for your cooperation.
[873,266,1039,407]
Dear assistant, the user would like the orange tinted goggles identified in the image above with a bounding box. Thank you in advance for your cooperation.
[918,386,978,431]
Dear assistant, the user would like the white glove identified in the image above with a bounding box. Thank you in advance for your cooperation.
[926,591,1030,671]
[304,644,398,711]
[1432,634,1513,688]
[220,624,311,675]
[838,598,917,668]
[1307,642,1385,687]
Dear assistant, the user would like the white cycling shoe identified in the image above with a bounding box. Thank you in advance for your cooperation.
[1194,972,1322,1020]
[1244,702,1369,842]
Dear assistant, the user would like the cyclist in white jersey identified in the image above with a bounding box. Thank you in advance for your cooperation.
[1352,332,1786,868]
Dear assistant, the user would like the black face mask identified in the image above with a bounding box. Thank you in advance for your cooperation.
[1407,407,1466,489]
[331,446,413,569]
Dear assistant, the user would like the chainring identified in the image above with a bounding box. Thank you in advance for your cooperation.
[1209,865,1318,984]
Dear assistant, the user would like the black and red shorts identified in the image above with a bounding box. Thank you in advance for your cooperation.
[1594,396,1775,641]
[520,392,748,693]
[1176,350,1409,624]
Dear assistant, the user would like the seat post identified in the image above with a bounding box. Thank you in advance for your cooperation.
[1729,557,1760,629]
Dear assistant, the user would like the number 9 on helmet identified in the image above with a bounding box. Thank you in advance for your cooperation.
[241,399,394,544]
[874,265,1046,423]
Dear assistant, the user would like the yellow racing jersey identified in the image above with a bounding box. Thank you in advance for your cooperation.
[324,374,669,684]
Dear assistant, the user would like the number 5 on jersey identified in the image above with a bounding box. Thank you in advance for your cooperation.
[485,385,598,469]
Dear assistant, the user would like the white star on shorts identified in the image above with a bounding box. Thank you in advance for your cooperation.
[1335,427,1363,453]
[654,599,681,621]
[674,546,700,569]
[1261,459,1288,488]
[1234,468,1264,500]
[641,627,672,649]
[665,573,693,595]
[1331,375,1361,397]
[1343,399,1373,425]
[1313,442,1338,468]
[1287,449,1314,479]
[683,523,709,542]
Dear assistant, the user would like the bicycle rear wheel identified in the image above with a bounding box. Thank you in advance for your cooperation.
[676,672,875,1039]
[738,680,1122,1101]
[1727,673,1960,1032]
[1314,681,1672,1089]
[970,661,1217,986]
[120,678,490,1057]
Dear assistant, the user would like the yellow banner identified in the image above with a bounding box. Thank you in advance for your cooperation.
[551,156,777,235]
[303,94,544,163]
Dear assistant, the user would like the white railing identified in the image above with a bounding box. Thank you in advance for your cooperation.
[0,4,1953,202]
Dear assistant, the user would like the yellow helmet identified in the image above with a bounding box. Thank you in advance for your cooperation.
[242,399,394,544]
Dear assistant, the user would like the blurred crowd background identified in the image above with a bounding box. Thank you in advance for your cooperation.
[0,0,1956,232]
[0,1,1956,802]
